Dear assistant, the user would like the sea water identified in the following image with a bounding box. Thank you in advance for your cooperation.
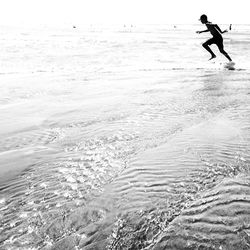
[0,24,250,249]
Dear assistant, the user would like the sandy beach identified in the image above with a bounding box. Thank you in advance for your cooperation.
[0,24,250,249]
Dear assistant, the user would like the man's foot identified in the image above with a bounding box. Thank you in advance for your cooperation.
[209,55,216,60]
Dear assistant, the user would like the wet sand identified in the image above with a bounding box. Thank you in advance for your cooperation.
[0,24,250,249]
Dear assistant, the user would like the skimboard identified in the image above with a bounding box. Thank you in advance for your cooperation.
[223,61,235,70]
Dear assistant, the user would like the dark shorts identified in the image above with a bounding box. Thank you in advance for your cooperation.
[205,36,224,50]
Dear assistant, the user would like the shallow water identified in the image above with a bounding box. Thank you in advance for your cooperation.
[0,24,250,249]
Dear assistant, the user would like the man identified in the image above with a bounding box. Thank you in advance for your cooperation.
[196,14,232,61]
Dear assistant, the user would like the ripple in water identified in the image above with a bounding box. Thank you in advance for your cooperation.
[0,130,139,249]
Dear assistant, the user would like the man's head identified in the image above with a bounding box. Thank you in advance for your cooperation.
[199,14,208,24]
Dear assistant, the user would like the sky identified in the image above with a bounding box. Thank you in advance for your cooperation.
[0,0,249,27]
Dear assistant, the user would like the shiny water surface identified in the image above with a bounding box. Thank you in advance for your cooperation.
[0,24,250,250]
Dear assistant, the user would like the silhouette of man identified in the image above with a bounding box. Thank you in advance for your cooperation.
[196,14,232,61]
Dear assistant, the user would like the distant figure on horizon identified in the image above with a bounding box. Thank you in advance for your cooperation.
[196,14,232,61]
[229,24,232,30]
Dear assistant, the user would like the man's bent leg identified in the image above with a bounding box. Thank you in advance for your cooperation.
[202,42,216,60]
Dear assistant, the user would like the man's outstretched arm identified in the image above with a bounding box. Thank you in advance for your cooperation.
[196,30,209,34]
